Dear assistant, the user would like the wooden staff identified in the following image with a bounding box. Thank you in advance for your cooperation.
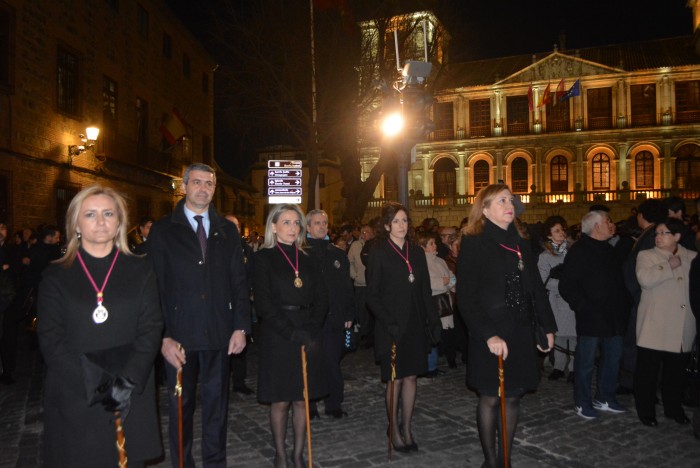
[115,412,127,468]
[175,368,184,468]
[388,342,397,461]
[498,355,508,468]
[301,346,313,468]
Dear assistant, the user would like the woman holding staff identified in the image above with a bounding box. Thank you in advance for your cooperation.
[253,204,328,468]
[37,184,163,467]
[457,183,555,468]
[366,202,440,453]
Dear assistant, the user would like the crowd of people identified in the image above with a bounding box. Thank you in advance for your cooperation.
[1,164,700,467]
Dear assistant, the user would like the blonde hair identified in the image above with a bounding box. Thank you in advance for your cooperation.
[462,183,512,237]
[262,204,306,249]
[56,184,133,266]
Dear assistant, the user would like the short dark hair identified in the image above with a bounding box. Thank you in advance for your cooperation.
[665,196,686,216]
[380,202,409,238]
[638,198,666,224]
[541,216,568,242]
[660,217,685,236]
[39,224,59,241]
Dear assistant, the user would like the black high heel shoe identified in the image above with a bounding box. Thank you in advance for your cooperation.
[387,427,411,453]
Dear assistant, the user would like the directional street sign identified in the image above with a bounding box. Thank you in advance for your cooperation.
[267,160,303,204]
[268,169,302,178]
[268,187,302,196]
[268,178,302,187]
[268,160,302,169]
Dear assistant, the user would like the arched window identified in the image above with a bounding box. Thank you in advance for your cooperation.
[550,155,568,192]
[474,160,490,193]
[592,153,610,190]
[511,157,528,193]
[635,151,654,189]
[675,144,700,190]
[433,158,456,198]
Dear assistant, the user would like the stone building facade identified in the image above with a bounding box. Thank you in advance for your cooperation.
[0,0,256,234]
[359,10,700,227]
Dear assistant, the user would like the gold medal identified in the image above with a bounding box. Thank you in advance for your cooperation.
[294,276,303,288]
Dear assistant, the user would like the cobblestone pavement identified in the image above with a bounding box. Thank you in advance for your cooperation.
[3,332,700,467]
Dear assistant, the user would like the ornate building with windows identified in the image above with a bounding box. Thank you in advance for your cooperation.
[359,14,700,225]
[0,0,256,234]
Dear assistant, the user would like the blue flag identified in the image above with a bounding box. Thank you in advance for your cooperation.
[561,79,580,101]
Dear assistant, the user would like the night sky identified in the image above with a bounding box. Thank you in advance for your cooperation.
[167,0,694,177]
[447,0,692,61]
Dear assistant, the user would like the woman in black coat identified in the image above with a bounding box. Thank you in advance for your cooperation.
[457,183,556,468]
[253,204,328,468]
[366,202,441,453]
[37,185,163,467]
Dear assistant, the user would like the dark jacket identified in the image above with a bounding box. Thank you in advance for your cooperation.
[559,233,630,337]
[366,238,440,358]
[305,237,355,329]
[456,220,555,393]
[148,199,251,351]
[690,255,700,338]
[37,250,163,466]
[623,225,656,305]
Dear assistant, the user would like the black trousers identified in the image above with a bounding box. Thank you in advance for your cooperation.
[230,347,248,387]
[634,346,689,419]
[166,348,230,468]
[322,325,345,412]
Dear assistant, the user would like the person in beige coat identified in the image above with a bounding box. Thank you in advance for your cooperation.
[634,218,697,427]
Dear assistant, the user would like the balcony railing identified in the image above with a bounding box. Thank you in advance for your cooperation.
[368,188,700,209]
[424,110,700,143]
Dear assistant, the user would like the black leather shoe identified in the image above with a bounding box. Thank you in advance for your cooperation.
[232,385,254,395]
[668,414,691,425]
[392,442,411,453]
[324,409,348,419]
[639,416,658,427]
[548,369,564,381]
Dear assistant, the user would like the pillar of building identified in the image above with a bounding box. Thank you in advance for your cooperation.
[664,140,673,188]
[496,150,504,182]
[457,151,466,195]
[618,142,629,187]
[576,145,585,190]
[423,154,431,196]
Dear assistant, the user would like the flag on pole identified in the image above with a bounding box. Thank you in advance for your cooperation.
[528,84,533,112]
[159,109,188,145]
[561,79,581,102]
[538,82,551,108]
[554,79,566,105]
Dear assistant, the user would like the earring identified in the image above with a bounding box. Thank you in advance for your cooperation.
[76,232,81,239]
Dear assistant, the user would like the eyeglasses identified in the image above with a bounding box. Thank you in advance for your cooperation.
[654,231,672,236]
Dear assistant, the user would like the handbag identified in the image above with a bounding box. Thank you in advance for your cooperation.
[432,292,453,318]
[531,298,549,349]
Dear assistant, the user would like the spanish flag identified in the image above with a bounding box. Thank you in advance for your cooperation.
[159,108,188,145]
[538,82,551,108]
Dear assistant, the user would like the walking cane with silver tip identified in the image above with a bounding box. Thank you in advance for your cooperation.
[388,342,396,461]
[498,355,508,468]
[301,345,313,468]
[115,411,127,468]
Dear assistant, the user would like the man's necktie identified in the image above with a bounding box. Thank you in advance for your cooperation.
[194,215,207,258]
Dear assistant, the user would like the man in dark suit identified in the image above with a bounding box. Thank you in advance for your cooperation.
[149,163,251,467]
[305,209,355,418]
[225,214,254,395]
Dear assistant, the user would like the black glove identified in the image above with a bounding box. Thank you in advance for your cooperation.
[290,329,312,346]
[548,264,565,280]
[102,376,135,419]
[387,324,400,341]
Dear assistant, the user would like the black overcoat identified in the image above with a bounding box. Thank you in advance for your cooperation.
[457,221,556,395]
[366,238,440,378]
[305,237,355,330]
[559,233,630,337]
[253,243,329,402]
[148,199,252,350]
[37,249,163,466]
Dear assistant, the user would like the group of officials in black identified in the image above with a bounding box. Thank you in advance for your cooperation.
[32,161,558,468]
